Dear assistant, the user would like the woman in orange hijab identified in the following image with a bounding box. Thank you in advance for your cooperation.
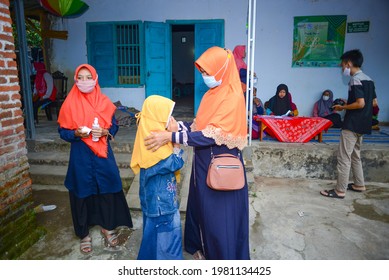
[58,64,132,254]
[144,47,250,260]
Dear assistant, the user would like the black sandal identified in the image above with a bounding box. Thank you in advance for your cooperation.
[347,183,365,192]
[320,189,345,199]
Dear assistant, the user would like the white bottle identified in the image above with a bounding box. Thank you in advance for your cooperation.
[91,117,100,142]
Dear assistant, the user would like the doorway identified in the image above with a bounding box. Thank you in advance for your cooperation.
[171,24,195,120]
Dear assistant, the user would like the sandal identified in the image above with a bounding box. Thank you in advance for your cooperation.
[320,189,345,199]
[80,235,92,255]
[347,183,365,192]
[101,229,119,247]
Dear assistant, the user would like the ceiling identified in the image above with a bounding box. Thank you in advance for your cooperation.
[9,0,46,19]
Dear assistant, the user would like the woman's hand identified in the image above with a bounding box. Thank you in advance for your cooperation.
[75,127,90,138]
[190,118,197,132]
[144,131,172,152]
[91,127,107,139]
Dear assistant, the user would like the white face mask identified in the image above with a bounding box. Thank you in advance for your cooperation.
[342,67,351,77]
[322,96,330,101]
[201,56,229,88]
[76,76,97,93]
[202,75,221,88]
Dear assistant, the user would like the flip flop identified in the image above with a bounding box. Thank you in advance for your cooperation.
[347,183,364,192]
[320,189,345,199]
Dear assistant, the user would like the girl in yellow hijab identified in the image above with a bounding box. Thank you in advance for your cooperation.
[131,95,184,260]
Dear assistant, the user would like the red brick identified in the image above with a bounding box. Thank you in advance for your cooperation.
[0,109,12,119]
[0,51,16,59]
[0,60,5,68]
[0,15,11,25]
[9,77,19,83]
[3,25,12,33]
[0,94,10,102]
[0,33,13,42]
[2,116,24,127]
[0,144,15,156]
[0,162,17,173]
[5,43,15,50]
[0,76,7,84]
[0,85,20,92]
[0,102,20,111]
[6,60,17,68]
[15,124,25,134]
[0,0,10,7]
[11,93,21,100]
[0,128,13,137]
[0,69,18,76]
[0,7,10,16]
[13,109,23,117]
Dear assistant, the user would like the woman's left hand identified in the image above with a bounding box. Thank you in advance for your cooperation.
[144,131,172,152]
[91,127,107,139]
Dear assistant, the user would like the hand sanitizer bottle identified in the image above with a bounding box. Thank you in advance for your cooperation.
[92,117,100,142]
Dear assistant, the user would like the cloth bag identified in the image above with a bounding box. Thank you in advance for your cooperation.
[206,152,245,191]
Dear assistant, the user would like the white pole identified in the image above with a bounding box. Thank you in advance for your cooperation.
[246,0,257,146]
[245,0,252,128]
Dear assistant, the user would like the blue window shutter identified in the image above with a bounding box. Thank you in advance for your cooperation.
[194,21,224,114]
[86,23,115,86]
[144,21,171,98]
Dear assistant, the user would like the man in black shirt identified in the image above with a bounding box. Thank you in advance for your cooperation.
[320,49,378,199]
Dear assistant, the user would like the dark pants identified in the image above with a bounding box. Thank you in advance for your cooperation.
[33,98,52,122]
[324,113,343,128]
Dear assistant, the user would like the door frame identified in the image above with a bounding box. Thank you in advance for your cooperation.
[167,19,225,114]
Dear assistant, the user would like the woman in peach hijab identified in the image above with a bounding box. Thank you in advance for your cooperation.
[144,47,250,260]
[58,64,132,254]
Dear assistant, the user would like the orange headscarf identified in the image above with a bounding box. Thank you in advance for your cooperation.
[195,46,247,150]
[57,64,116,158]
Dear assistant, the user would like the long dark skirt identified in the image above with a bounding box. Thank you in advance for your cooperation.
[184,145,250,260]
[69,191,133,239]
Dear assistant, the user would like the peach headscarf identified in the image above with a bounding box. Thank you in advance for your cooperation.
[57,64,116,158]
[195,46,247,150]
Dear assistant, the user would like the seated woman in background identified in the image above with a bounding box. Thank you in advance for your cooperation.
[251,87,264,139]
[372,101,380,130]
[312,89,343,128]
[266,83,297,116]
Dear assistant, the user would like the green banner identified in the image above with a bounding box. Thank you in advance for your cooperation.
[292,15,347,67]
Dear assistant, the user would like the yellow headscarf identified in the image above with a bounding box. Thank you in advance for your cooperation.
[130,95,180,181]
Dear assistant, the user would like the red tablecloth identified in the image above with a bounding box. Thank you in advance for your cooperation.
[255,115,332,143]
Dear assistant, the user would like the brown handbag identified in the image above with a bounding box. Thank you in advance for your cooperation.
[206,150,245,191]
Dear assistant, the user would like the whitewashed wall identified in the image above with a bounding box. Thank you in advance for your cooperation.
[256,0,389,121]
[50,0,389,121]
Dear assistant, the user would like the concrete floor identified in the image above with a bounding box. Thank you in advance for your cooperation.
[20,176,389,260]
[19,115,389,260]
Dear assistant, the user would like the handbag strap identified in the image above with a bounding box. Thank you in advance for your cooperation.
[210,146,241,158]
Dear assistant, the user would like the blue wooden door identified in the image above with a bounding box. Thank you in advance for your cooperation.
[194,22,224,114]
[144,22,171,98]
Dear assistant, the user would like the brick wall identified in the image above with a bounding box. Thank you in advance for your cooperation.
[0,0,43,259]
